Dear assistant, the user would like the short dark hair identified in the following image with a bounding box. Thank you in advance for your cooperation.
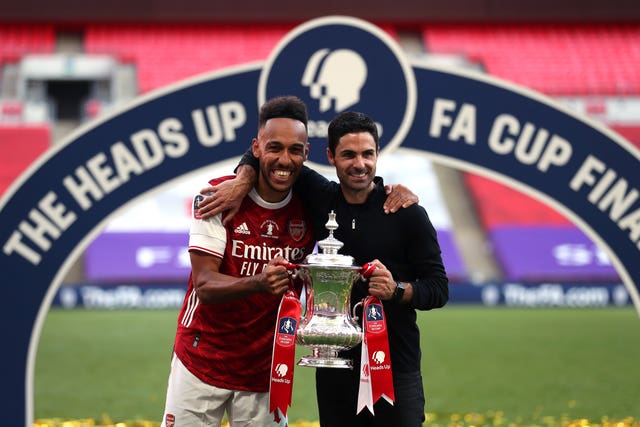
[327,111,379,155]
[258,96,308,130]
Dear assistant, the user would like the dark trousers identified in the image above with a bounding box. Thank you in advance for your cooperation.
[316,367,426,427]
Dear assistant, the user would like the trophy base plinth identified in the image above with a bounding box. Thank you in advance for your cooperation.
[297,348,353,369]
[297,356,353,369]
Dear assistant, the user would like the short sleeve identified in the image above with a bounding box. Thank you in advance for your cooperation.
[188,193,226,258]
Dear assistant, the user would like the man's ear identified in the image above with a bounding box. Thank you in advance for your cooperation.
[252,138,260,157]
[304,142,310,161]
[326,147,335,166]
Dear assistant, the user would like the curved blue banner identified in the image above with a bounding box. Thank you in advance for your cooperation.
[0,16,638,425]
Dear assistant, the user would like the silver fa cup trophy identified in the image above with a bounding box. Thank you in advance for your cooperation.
[291,210,372,369]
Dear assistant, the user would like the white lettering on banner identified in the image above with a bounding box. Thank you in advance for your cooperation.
[552,243,611,266]
[63,166,104,210]
[570,155,640,249]
[87,152,121,194]
[503,283,610,307]
[63,118,190,211]
[130,130,163,169]
[488,114,573,172]
[136,246,173,268]
[192,101,246,146]
[79,286,185,309]
[111,142,145,181]
[38,191,77,230]
[369,364,391,371]
[309,120,383,139]
[308,120,329,138]
[159,118,190,157]
[3,118,190,266]
[3,192,77,265]
[130,120,189,169]
[427,98,640,258]
[429,98,476,145]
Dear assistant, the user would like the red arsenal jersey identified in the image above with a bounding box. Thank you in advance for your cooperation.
[173,176,315,392]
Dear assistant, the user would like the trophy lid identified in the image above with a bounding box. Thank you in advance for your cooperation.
[304,252,355,267]
[302,210,356,267]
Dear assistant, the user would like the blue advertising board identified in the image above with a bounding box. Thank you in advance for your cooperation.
[83,229,467,282]
[49,282,631,310]
[1,16,639,425]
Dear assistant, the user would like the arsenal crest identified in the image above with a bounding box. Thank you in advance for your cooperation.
[288,219,306,241]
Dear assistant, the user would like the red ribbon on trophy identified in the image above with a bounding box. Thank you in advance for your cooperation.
[357,295,395,415]
[269,285,301,424]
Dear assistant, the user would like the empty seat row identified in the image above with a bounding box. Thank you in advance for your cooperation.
[423,23,640,95]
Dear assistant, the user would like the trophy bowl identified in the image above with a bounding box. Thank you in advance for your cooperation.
[294,211,365,369]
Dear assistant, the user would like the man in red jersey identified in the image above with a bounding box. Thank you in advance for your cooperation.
[161,96,315,427]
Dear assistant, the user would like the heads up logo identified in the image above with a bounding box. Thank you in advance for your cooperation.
[258,16,417,170]
[301,48,367,113]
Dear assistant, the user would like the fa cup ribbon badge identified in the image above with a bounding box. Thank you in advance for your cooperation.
[276,316,297,346]
[270,291,301,423]
[365,302,385,333]
[358,296,394,414]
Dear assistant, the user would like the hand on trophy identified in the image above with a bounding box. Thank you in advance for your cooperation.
[365,259,395,301]
[260,256,294,296]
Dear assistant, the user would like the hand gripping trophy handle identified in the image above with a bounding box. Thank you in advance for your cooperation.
[351,262,377,321]
[360,262,377,279]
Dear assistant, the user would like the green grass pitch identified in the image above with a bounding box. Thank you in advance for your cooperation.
[34,306,640,424]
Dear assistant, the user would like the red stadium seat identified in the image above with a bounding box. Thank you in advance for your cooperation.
[0,24,55,56]
[84,24,295,93]
[610,125,640,150]
[422,23,640,95]
[464,173,571,229]
[0,24,55,84]
[0,125,51,195]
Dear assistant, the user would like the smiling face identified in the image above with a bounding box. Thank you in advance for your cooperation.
[252,117,309,202]
[327,131,378,204]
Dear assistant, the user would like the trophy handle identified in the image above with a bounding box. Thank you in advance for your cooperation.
[352,300,362,321]
[282,262,300,281]
[281,262,301,296]
[352,263,377,321]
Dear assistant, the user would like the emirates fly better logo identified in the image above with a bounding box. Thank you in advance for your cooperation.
[258,16,417,171]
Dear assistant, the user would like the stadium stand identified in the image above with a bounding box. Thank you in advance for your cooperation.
[610,125,640,150]
[464,172,621,282]
[464,174,570,228]
[84,24,294,93]
[0,24,56,122]
[0,125,51,194]
[0,24,55,59]
[422,23,640,95]
[0,25,54,195]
